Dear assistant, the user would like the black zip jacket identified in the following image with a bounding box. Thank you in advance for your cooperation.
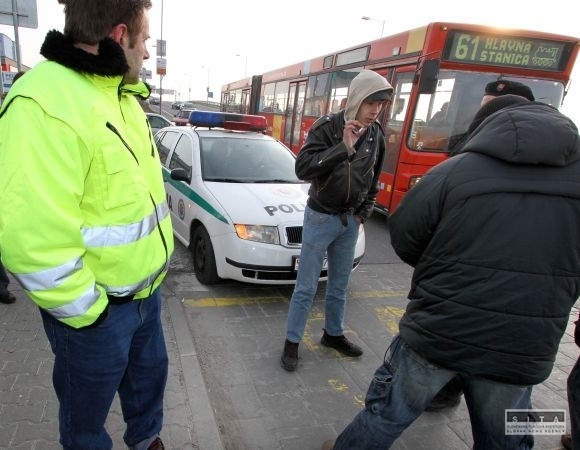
[295,110,385,222]
[390,102,580,385]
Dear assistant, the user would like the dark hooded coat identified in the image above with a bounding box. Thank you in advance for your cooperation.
[390,102,580,385]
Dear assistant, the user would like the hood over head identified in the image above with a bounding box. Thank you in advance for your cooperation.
[345,70,393,121]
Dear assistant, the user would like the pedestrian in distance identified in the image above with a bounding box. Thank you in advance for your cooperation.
[322,94,580,450]
[561,309,580,450]
[0,71,26,306]
[0,259,16,304]
[281,70,393,372]
[0,1,174,449]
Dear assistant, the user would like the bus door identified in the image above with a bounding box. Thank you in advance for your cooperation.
[376,70,415,214]
[240,88,250,114]
[283,80,306,154]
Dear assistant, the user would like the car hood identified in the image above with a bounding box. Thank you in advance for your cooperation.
[205,182,310,225]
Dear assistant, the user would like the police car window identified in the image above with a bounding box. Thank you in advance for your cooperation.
[156,131,180,166]
[168,135,193,175]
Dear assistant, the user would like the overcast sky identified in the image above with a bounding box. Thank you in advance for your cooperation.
[1,0,579,123]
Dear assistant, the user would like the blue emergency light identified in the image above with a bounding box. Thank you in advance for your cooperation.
[189,110,267,132]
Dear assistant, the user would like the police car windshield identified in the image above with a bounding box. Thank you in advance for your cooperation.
[201,137,300,183]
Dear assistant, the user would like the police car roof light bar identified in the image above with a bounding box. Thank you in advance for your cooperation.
[189,110,267,132]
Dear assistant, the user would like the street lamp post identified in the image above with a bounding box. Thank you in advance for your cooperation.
[202,66,210,103]
[235,54,248,78]
[361,16,385,38]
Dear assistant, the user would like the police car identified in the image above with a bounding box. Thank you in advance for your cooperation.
[154,110,365,285]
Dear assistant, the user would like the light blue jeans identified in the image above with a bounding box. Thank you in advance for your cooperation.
[333,335,535,450]
[286,205,359,343]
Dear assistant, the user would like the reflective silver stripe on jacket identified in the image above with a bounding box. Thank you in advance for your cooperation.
[46,285,101,319]
[82,202,169,248]
[100,260,168,297]
[11,201,169,318]
[13,257,84,291]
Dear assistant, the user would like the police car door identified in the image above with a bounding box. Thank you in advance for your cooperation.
[157,130,191,244]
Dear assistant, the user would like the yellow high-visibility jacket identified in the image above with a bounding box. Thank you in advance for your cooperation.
[0,60,174,329]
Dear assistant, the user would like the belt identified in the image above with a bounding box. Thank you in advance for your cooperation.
[307,199,355,226]
[107,294,135,305]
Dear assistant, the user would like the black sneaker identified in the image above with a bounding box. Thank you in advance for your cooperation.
[129,437,164,450]
[147,437,165,450]
[281,339,299,372]
[425,378,463,412]
[561,433,572,450]
[320,329,363,357]
[0,291,16,304]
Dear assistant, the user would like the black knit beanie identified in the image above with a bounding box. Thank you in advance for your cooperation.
[468,94,530,134]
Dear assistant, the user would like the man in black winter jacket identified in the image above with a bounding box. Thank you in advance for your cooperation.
[323,95,580,450]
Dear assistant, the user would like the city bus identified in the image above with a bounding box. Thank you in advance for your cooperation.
[220,22,580,215]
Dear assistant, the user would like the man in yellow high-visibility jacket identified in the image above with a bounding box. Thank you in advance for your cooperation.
[0,2,174,449]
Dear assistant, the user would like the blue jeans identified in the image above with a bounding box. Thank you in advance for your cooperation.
[333,335,534,450]
[286,205,359,342]
[41,288,168,450]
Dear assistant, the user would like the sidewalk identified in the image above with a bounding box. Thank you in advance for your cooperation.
[0,266,578,449]
[0,274,221,450]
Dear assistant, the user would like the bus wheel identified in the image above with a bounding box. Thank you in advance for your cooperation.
[191,226,219,285]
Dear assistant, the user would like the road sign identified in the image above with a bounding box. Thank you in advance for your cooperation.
[156,57,166,76]
[2,70,15,89]
[140,67,152,79]
[0,0,38,29]
[156,39,166,57]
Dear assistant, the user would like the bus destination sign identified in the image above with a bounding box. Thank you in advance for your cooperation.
[444,30,571,71]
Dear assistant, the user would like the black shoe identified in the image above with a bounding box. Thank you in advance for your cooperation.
[426,378,463,412]
[148,437,165,450]
[561,433,572,450]
[425,393,461,411]
[320,329,363,357]
[281,339,299,372]
[0,291,16,304]
[129,437,164,450]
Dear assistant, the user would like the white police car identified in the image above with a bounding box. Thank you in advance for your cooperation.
[154,110,365,285]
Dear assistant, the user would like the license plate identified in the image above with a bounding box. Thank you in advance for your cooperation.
[293,256,328,271]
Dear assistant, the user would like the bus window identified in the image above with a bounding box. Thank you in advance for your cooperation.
[273,80,289,114]
[330,70,358,113]
[384,72,413,174]
[260,82,275,112]
[304,73,331,117]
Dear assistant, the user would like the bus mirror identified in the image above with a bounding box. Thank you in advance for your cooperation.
[418,59,440,94]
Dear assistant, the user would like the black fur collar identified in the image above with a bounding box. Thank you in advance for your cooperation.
[40,30,129,77]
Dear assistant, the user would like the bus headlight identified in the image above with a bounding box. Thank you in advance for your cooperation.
[234,224,280,245]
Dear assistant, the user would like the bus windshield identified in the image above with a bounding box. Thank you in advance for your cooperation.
[409,70,565,153]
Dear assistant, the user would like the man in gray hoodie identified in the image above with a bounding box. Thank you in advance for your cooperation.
[281,70,392,372]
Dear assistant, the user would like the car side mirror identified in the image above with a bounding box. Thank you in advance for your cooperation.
[171,168,191,184]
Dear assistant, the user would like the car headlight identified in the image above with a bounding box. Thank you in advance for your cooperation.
[234,224,280,245]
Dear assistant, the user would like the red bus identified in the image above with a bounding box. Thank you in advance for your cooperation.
[221,22,580,215]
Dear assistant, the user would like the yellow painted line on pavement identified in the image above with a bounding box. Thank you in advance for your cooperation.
[376,305,405,334]
[327,380,366,408]
[183,290,407,308]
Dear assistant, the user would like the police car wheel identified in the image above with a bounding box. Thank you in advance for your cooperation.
[192,225,219,285]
